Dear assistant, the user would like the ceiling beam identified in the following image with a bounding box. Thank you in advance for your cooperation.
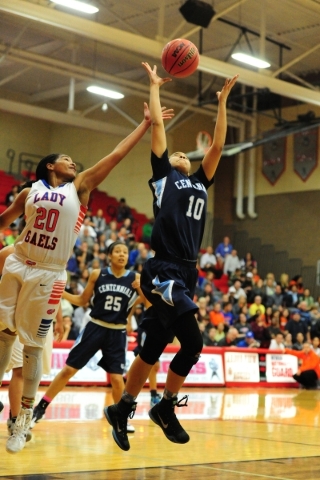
[0,96,150,139]
[1,0,320,107]
[0,44,250,125]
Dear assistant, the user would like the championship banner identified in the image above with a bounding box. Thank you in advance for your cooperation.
[126,350,224,385]
[266,353,298,383]
[293,127,318,181]
[224,351,260,383]
[262,134,286,185]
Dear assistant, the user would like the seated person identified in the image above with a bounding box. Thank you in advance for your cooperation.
[200,246,217,272]
[217,327,238,347]
[234,312,251,339]
[292,332,304,351]
[269,332,285,350]
[237,331,260,348]
[285,342,320,389]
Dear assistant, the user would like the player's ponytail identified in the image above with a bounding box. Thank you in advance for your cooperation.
[36,153,60,182]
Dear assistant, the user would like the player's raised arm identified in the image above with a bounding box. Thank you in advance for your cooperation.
[202,74,239,180]
[142,62,172,158]
[74,111,151,196]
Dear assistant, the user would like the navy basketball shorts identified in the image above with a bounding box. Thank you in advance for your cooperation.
[66,321,127,374]
[141,256,199,330]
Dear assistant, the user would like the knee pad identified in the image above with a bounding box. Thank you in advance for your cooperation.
[22,345,42,381]
[170,348,202,378]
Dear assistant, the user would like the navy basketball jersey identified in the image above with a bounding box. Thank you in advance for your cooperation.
[90,268,137,325]
[149,150,214,261]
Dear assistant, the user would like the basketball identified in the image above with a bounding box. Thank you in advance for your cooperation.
[161,38,199,78]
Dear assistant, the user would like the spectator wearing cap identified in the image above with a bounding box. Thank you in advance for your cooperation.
[296,301,311,324]
[285,310,309,344]
[236,331,260,348]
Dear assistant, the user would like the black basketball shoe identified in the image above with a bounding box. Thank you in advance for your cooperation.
[104,401,137,451]
[148,395,190,444]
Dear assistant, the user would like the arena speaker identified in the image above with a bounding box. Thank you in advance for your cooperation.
[179,0,215,29]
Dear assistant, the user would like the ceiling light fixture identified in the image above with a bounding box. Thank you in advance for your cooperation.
[87,86,124,99]
[50,0,99,14]
[231,52,270,69]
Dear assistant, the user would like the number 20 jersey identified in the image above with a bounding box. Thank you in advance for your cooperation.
[15,180,86,267]
[149,150,214,262]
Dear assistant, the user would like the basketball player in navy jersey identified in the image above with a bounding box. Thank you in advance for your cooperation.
[31,241,142,433]
[105,63,238,451]
[0,103,173,453]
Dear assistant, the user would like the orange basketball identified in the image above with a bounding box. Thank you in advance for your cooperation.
[161,38,199,78]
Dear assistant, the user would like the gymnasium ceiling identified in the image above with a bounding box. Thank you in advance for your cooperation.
[0,0,320,141]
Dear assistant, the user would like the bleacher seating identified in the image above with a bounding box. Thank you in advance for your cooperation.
[89,188,149,242]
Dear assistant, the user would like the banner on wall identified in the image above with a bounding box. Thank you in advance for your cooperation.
[126,350,225,385]
[262,134,286,185]
[224,351,260,382]
[265,353,298,383]
[293,127,318,181]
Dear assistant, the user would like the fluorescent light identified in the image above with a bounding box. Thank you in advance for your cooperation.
[231,52,270,69]
[87,86,124,99]
[50,0,99,14]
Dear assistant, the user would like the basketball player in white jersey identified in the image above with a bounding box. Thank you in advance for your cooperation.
[0,243,64,441]
[0,103,174,454]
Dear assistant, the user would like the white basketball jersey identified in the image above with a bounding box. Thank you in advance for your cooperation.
[14,180,86,267]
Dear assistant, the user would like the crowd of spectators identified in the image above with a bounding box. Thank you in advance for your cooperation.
[2,189,320,360]
[196,236,320,362]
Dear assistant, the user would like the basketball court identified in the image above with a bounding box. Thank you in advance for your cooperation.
[1,386,320,479]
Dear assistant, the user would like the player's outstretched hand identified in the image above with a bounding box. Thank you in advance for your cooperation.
[216,74,239,103]
[142,62,172,87]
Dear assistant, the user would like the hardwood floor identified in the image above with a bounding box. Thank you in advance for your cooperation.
[1,386,320,479]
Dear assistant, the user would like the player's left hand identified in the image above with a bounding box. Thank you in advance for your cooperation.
[144,102,174,125]
[216,74,239,102]
[54,322,64,342]
[131,277,141,289]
